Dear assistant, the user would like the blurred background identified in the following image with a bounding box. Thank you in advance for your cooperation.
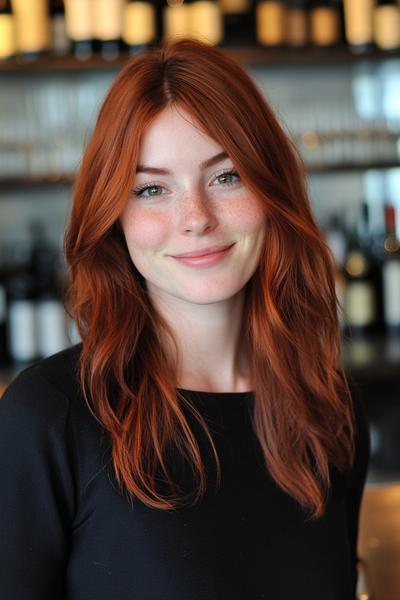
[1,0,400,489]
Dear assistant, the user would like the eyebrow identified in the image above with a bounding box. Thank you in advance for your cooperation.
[136,151,229,175]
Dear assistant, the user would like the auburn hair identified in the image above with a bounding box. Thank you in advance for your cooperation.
[64,37,355,521]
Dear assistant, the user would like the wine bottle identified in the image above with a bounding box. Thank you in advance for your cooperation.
[64,0,94,60]
[163,0,190,41]
[343,0,374,53]
[50,0,71,56]
[0,248,10,365]
[381,204,400,333]
[256,0,286,47]
[0,0,16,61]
[343,202,378,337]
[123,0,157,52]
[11,0,50,60]
[286,0,308,48]
[219,0,253,46]
[309,0,341,47]
[373,0,400,51]
[6,244,38,364]
[188,0,223,45]
[34,250,69,358]
[93,0,123,60]
[323,213,347,331]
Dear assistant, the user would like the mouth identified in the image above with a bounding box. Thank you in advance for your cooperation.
[171,243,235,259]
[170,244,235,268]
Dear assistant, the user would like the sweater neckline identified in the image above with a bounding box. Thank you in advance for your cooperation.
[176,387,255,409]
[177,387,254,396]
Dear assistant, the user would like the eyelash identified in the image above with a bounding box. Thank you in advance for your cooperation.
[132,168,241,198]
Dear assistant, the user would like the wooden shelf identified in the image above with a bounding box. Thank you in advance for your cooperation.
[1,45,400,73]
[0,176,75,190]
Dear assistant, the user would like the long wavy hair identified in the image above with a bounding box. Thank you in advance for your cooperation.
[64,37,355,521]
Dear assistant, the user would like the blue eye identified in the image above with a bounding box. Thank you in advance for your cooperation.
[132,184,164,198]
[214,169,240,185]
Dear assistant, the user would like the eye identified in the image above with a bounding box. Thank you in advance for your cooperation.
[132,184,165,198]
[213,169,241,186]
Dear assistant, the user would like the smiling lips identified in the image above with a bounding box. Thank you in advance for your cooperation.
[171,244,235,268]
[172,243,235,258]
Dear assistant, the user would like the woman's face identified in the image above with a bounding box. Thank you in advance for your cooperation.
[119,105,266,306]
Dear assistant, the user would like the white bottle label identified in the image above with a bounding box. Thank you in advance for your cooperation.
[36,300,69,357]
[66,318,80,345]
[382,260,400,326]
[345,281,376,327]
[8,300,37,362]
[0,285,6,323]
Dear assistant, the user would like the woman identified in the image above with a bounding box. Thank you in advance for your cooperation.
[0,38,370,599]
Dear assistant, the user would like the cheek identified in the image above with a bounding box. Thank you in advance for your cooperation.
[228,196,266,234]
[121,208,170,251]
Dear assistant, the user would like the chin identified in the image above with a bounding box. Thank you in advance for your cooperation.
[178,285,246,305]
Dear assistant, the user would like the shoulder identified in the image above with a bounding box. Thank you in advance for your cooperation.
[0,343,83,429]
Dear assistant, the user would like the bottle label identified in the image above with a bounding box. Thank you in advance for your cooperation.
[0,285,6,323]
[163,3,190,40]
[373,6,400,50]
[36,300,68,357]
[8,300,37,362]
[12,0,49,52]
[286,8,307,47]
[189,2,222,46]
[123,2,155,45]
[382,260,400,326]
[256,2,286,46]
[51,14,70,54]
[345,281,376,327]
[0,15,16,59]
[310,7,339,46]
[219,0,250,15]
[343,0,374,46]
[64,0,93,41]
[93,0,123,41]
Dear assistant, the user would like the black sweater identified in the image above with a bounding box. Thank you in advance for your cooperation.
[0,344,370,600]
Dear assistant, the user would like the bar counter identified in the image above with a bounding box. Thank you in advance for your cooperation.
[358,483,400,600]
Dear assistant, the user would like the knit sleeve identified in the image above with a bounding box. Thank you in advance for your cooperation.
[346,381,371,596]
[0,367,77,599]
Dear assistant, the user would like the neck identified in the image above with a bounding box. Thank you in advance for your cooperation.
[147,286,253,393]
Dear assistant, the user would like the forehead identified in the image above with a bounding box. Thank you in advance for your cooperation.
[138,105,224,163]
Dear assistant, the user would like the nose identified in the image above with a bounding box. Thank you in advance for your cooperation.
[179,190,218,234]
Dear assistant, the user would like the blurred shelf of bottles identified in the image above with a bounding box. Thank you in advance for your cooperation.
[323,182,400,350]
[1,1,400,63]
[1,2,400,178]
[0,221,80,368]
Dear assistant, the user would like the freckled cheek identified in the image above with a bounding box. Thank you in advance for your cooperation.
[226,198,267,233]
[123,210,170,252]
